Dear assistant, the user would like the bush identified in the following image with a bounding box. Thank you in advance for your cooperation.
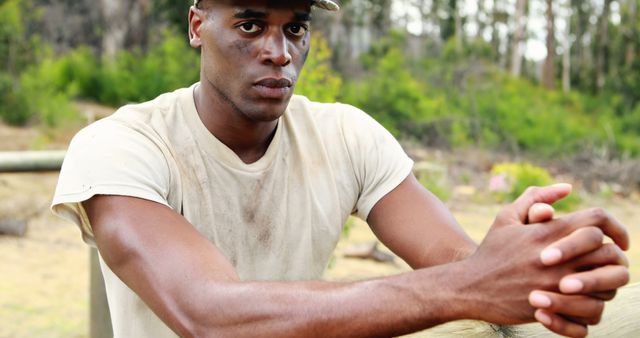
[97,29,200,106]
[340,35,448,138]
[295,34,342,102]
[490,162,580,211]
[415,162,452,202]
[0,53,78,127]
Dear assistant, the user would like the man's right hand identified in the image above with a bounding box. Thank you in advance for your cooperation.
[461,185,629,338]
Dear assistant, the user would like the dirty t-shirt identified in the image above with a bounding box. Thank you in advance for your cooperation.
[51,84,414,337]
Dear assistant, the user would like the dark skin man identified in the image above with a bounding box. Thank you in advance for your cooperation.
[82,1,630,337]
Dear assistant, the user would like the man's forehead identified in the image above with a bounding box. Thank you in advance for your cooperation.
[195,0,338,11]
[198,0,313,18]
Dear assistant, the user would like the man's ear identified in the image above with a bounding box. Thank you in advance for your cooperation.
[188,6,204,48]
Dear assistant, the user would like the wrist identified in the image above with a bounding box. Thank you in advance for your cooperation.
[411,259,484,323]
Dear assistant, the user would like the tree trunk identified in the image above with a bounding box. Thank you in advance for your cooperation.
[542,0,556,90]
[475,0,486,40]
[625,0,637,67]
[454,0,463,53]
[596,0,613,91]
[562,0,572,93]
[510,0,528,77]
[491,0,502,62]
[100,0,150,60]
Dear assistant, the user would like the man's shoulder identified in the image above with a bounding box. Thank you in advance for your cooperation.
[287,94,368,123]
[109,86,194,124]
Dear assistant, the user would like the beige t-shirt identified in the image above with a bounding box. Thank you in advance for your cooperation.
[51,84,413,337]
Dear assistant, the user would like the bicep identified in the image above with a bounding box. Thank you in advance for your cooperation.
[367,174,477,269]
[84,195,239,335]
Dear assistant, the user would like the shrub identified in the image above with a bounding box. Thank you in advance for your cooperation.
[295,34,342,102]
[415,162,452,202]
[490,162,580,211]
[97,29,200,106]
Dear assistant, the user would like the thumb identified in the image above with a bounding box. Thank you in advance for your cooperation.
[507,184,572,224]
[528,203,555,224]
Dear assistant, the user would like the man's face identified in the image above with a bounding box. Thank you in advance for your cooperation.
[190,0,312,122]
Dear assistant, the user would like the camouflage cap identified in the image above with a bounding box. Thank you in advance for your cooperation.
[193,0,340,11]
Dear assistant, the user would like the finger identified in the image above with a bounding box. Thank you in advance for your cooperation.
[510,184,572,223]
[534,309,588,338]
[529,291,604,324]
[589,290,617,301]
[528,203,555,224]
[540,227,603,266]
[544,208,629,253]
[559,265,630,294]
[571,243,629,269]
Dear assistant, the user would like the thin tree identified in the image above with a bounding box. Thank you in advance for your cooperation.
[510,0,528,77]
[624,0,638,67]
[595,0,613,91]
[543,0,556,89]
[562,0,572,93]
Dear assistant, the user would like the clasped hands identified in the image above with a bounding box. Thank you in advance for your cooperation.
[472,183,629,338]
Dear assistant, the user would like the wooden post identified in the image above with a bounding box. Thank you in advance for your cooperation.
[90,248,113,338]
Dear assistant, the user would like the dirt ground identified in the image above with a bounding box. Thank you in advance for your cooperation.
[0,118,638,338]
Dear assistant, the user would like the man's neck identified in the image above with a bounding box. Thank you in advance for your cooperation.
[194,83,279,164]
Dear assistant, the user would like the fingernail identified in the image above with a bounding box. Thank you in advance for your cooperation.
[561,278,584,293]
[535,310,552,326]
[552,183,572,190]
[540,248,562,265]
[529,292,552,308]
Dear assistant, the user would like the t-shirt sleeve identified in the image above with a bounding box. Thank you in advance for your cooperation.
[51,119,171,245]
[339,104,414,221]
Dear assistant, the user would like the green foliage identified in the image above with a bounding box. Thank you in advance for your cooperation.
[0,0,25,73]
[97,29,200,106]
[295,34,342,102]
[490,162,580,211]
[0,0,77,126]
[416,166,452,202]
[0,64,78,127]
[341,32,447,137]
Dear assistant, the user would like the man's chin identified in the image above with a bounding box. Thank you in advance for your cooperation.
[248,96,293,121]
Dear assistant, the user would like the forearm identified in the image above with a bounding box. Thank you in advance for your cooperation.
[178,262,474,338]
[367,174,478,269]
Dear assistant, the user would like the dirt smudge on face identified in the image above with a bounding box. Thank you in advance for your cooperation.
[232,39,253,55]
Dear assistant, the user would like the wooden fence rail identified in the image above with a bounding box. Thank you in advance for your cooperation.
[0,151,112,338]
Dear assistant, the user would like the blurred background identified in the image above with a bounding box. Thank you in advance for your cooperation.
[0,0,638,337]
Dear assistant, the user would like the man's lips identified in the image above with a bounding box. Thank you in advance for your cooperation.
[254,78,293,88]
[253,78,293,99]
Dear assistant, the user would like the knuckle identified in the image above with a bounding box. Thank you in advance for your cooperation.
[586,316,602,326]
[524,186,538,196]
[589,207,607,222]
[587,226,604,243]
[618,267,631,285]
[604,244,626,265]
[588,308,604,325]
[593,299,605,316]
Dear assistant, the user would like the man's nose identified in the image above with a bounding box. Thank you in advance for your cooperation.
[259,31,292,67]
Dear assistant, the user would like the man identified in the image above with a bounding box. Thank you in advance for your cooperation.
[51,1,630,337]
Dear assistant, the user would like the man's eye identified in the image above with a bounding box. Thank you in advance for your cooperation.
[238,22,261,34]
[287,24,308,37]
